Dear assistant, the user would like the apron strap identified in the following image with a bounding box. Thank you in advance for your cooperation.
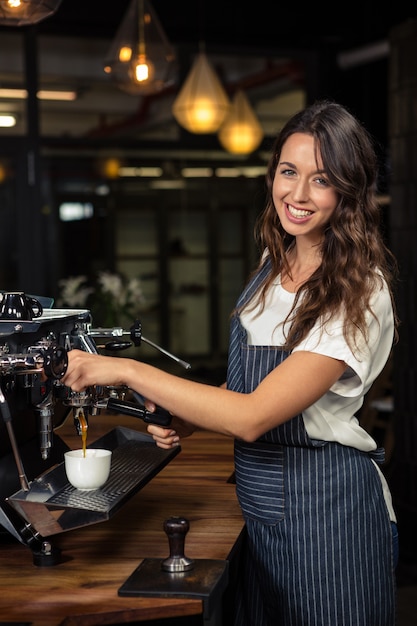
[368,446,385,465]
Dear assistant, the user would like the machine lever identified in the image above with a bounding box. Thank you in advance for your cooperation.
[104,341,132,351]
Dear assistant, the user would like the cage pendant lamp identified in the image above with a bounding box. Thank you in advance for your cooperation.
[0,0,62,26]
[172,51,231,134]
[104,0,176,96]
[218,90,264,155]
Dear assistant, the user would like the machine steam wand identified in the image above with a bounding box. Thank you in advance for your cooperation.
[88,319,191,370]
[0,386,30,491]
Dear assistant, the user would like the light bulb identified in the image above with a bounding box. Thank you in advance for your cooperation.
[131,53,154,84]
[0,114,16,128]
[189,97,220,128]
[118,46,132,63]
[0,0,62,25]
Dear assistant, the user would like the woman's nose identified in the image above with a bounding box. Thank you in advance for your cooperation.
[292,178,309,202]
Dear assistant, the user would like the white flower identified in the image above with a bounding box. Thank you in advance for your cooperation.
[56,275,93,308]
[126,277,144,306]
[97,271,124,300]
[57,272,146,325]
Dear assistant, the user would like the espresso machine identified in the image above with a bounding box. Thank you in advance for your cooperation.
[0,292,190,565]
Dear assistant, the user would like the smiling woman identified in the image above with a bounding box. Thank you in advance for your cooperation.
[58,100,400,625]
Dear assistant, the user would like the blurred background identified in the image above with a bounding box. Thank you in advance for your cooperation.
[0,3,416,607]
[0,1,410,359]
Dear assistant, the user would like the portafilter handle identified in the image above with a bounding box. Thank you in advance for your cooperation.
[104,396,172,427]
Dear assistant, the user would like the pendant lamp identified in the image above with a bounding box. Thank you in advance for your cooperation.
[104,0,176,96]
[218,90,264,155]
[0,0,62,26]
[172,51,231,134]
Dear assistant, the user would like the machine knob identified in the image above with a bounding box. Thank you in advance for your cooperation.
[42,347,68,379]
[161,516,194,572]
[130,319,142,347]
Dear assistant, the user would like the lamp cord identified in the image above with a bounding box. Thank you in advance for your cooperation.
[138,0,145,57]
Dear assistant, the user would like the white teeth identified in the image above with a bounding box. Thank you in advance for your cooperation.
[288,205,312,218]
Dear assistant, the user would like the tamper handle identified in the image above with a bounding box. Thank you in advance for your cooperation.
[161,516,194,572]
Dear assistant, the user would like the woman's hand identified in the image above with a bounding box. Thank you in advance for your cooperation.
[61,349,127,391]
[145,405,196,449]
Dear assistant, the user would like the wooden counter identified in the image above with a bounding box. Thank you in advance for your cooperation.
[0,412,244,625]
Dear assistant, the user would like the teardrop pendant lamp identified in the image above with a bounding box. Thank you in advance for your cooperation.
[172,51,231,134]
[103,0,176,96]
[218,89,264,155]
[0,0,62,26]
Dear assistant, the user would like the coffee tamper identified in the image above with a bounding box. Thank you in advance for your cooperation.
[119,514,228,612]
[161,516,194,572]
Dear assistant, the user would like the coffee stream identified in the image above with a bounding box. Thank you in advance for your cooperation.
[78,410,88,457]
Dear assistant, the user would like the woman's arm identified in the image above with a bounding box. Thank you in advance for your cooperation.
[62,349,346,443]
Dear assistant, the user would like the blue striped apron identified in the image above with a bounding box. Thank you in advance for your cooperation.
[227,259,396,626]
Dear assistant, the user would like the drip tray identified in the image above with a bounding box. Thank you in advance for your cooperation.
[6,426,180,537]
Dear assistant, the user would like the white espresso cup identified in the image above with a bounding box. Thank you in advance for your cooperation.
[64,448,112,491]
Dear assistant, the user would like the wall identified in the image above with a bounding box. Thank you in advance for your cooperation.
[388,18,417,576]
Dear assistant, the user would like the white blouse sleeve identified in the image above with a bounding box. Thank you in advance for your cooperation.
[293,281,394,397]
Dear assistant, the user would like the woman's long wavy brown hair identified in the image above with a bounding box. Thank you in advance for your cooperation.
[241,100,399,354]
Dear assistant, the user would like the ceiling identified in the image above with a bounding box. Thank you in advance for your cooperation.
[34,2,415,53]
[0,2,415,157]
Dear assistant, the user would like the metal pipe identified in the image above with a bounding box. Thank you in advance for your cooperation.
[0,387,29,491]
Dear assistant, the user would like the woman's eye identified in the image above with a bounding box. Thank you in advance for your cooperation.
[281,168,295,176]
[315,177,329,186]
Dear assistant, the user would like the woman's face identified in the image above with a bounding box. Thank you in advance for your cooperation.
[272,132,339,243]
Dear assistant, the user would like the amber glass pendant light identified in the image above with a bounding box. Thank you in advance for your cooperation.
[218,90,264,155]
[172,49,231,134]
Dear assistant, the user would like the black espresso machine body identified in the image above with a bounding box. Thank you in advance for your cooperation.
[0,299,184,565]
[0,308,93,478]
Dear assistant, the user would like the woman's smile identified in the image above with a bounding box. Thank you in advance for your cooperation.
[286,203,314,221]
